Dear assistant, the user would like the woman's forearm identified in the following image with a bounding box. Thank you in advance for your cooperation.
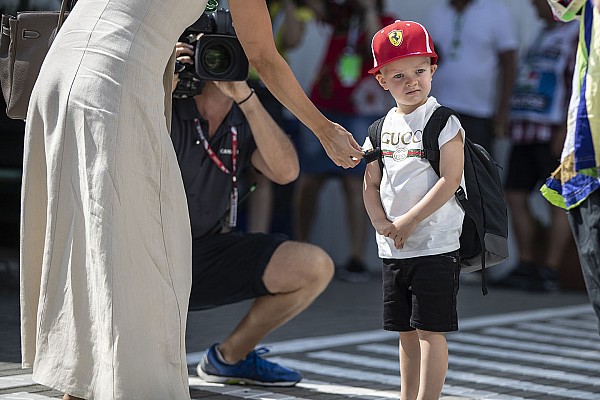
[249,54,331,137]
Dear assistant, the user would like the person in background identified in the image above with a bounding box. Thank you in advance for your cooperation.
[495,0,578,292]
[245,0,320,233]
[424,0,518,154]
[294,0,395,282]
[363,21,465,400]
[542,0,600,334]
[172,42,334,387]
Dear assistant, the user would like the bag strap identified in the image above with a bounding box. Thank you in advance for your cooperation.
[44,0,74,46]
[423,107,490,295]
[58,0,75,30]
[422,106,468,203]
[365,116,385,170]
[422,106,457,174]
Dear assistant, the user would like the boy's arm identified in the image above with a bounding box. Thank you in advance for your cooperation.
[391,130,464,248]
[363,161,394,236]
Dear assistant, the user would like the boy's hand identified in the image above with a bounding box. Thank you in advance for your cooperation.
[374,219,394,238]
[380,224,404,249]
[376,218,410,250]
[389,214,418,249]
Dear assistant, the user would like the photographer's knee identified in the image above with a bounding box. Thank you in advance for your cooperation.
[305,244,334,287]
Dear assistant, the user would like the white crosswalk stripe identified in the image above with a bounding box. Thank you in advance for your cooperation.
[515,322,600,340]
[481,327,600,350]
[358,343,599,386]
[0,375,35,390]
[446,341,600,372]
[448,332,600,360]
[255,304,600,399]
[4,304,599,399]
[553,318,599,331]
[269,357,525,400]
[293,350,600,399]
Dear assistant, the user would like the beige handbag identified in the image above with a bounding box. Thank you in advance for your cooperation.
[0,0,72,120]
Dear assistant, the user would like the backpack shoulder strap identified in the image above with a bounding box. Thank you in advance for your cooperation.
[422,106,458,177]
[366,116,385,171]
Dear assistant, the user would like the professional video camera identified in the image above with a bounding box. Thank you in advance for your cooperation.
[173,8,249,98]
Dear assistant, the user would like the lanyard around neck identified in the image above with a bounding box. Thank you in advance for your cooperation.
[194,118,239,227]
[194,118,238,177]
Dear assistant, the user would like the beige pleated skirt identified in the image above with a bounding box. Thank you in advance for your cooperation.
[20,0,208,398]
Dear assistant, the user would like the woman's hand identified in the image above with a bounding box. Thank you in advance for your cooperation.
[317,122,364,168]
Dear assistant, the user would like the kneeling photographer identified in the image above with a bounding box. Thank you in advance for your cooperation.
[170,15,334,387]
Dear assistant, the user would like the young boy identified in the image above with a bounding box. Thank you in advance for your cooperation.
[363,21,465,399]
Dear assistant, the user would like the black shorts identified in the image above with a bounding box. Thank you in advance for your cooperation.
[504,143,558,191]
[382,251,460,332]
[189,231,287,311]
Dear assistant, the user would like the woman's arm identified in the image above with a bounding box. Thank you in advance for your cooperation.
[228,0,364,168]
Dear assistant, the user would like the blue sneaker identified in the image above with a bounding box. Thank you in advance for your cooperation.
[197,344,302,387]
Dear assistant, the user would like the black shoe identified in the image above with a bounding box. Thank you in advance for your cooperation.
[538,266,560,292]
[337,258,370,283]
[491,262,545,292]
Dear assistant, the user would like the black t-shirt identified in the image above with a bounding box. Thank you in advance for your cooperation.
[171,98,257,239]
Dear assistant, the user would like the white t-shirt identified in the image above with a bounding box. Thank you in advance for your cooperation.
[363,97,465,259]
[425,0,519,118]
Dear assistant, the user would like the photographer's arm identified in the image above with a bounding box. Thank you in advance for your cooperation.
[214,81,298,184]
[241,92,299,185]
[228,0,364,169]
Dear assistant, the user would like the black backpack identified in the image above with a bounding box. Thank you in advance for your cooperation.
[365,106,509,295]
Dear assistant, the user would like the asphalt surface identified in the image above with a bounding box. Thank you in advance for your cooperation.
[1,246,599,399]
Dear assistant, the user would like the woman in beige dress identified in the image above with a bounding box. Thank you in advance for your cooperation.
[20,0,363,399]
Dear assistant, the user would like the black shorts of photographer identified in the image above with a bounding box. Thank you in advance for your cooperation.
[170,12,334,386]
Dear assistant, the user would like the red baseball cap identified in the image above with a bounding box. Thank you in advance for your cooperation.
[369,20,438,75]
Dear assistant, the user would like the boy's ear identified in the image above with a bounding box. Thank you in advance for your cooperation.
[430,64,438,76]
[375,73,389,90]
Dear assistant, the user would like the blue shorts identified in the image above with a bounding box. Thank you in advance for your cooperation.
[297,114,377,176]
[382,250,461,332]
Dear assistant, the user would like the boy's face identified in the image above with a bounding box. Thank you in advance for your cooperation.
[375,56,436,115]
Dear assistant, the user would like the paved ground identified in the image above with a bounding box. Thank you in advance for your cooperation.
[1,249,599,399]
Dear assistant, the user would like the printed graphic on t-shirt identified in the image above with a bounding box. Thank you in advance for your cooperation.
[380,129,425,162]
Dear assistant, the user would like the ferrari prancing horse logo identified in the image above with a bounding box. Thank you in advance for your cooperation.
[388,30,403,47]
